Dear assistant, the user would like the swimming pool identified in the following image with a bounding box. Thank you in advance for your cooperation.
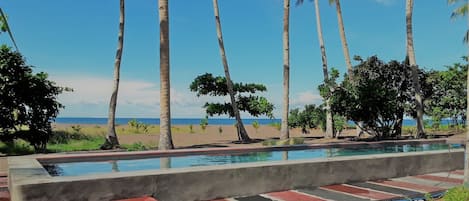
[43,143,461,176]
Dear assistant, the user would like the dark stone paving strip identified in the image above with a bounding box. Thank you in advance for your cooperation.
[298,188,369,201]
[351,182,421,198]
[235,195,273,201]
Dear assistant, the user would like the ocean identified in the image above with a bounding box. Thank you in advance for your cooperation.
[54,117,456,126]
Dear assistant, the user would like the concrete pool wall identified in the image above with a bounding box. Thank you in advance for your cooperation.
[8,140,464,201]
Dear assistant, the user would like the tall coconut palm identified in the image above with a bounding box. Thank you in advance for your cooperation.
[405,0,425,138]
[280,0,291,140]
[104,0,125,149]
[328,0,352,75]
[447,0,469,185]
[212,0,251,142]
[158,0,174,149]
[0,8,19,51]
[296,0,334,138]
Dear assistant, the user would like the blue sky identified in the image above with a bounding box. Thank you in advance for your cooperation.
[1,0,467,118]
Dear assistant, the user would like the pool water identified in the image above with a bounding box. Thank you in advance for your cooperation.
[43,143,461,177]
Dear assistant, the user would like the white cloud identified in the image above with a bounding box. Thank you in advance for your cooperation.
[373,0,397,6]
[50,75,215,117]
[290,91,323,108]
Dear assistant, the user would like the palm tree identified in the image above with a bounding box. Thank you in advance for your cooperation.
[328,0,352,75]
[405,0,425,138]
[447,0,469,185]
[212,0,251,142]
[297,0,334,138]
[103,0,125,149]
[280,0,291,140]
[158,0,174,149]
[448,0,468,43]
[0,8,19,51]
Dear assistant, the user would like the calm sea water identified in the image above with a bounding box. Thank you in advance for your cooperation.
[54,117,454,126]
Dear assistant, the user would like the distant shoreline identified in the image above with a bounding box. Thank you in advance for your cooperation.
[54,117,282,126]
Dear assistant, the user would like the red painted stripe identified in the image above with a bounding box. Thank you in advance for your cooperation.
[452,170,464,175]
[267,191,327,201]
[114,196,157,201]
[413,175,463,184]
[370,180,444,193]
[322,184,398,200]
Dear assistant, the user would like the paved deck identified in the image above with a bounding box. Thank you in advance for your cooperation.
[200,170,464,201]
[2,170,464,201]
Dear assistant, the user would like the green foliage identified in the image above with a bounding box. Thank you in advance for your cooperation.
[190,73,275,118]
[288,104,325,134]
[200,116,208,131]
[262,137,305,146]
[442,186,469,201]
[252,120,260,133]
[0,140,34,155]
[330,56,429,139]
[49,130,91,144]
[0,46,69,152]
[425,60,467,128]
[121,142,149,151]
[127,119,149,134]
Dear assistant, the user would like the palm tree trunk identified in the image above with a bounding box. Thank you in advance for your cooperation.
[464,0,469,185]
[280,0,290,140]
[104,0,125,149]
[212,0,250,142]
[158,0,174,150]
[334,0,352,75]
[406,0,425,138]
[314,0,334,138]
[0,8,19,51]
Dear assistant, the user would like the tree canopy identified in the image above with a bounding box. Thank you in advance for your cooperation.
[329,56,428,139]
[190,73,274,119]
[0,46,69,152]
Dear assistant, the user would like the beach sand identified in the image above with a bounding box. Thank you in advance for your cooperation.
[53,124,358,148]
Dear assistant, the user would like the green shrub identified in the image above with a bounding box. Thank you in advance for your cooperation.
[122,142,148,151]
[49,130,91,144]
[442,186,469,201]
[200,116,208,131]
[127,119,149,134]
[252,120,260,133]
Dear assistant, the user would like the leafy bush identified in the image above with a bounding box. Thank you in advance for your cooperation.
[0,46,69,152]
[252,120,260,133]
[443,186,469,201]
[200,116,208,131]
[49,130,92,144]
[127,119,149,133]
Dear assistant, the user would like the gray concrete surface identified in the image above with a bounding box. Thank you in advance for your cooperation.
[9,149,464,201]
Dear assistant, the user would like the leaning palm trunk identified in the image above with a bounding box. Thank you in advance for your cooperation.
[406,0,425,138]
[0,8,19,51]
[158,0,174,150]
[104,0,125,149]
[212,0,250,142]
[331,0,360,138]
[333,0,352,75]
[465,0,469,185]
[280,0,290,140]
[314,0,334,138]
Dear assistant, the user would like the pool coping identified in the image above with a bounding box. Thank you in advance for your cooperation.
[8,139,463,201]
